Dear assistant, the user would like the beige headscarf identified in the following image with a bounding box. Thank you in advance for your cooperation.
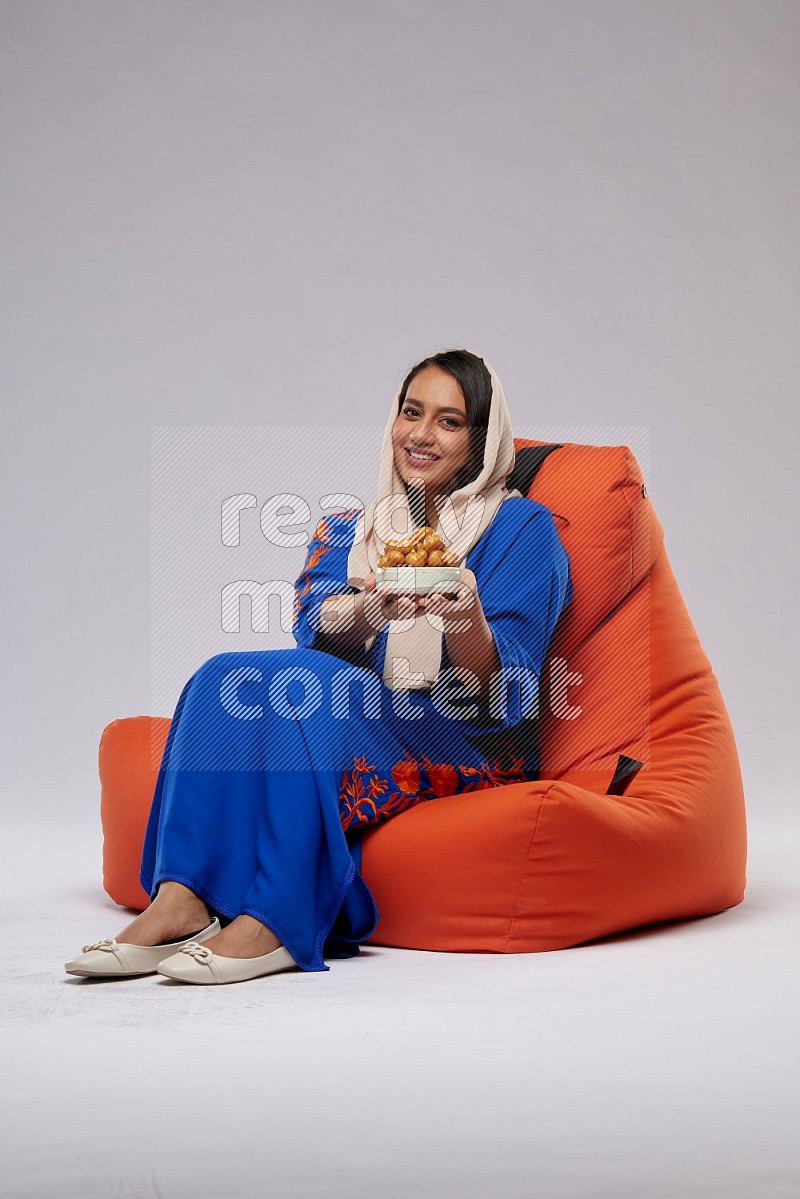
[346,353,521,690]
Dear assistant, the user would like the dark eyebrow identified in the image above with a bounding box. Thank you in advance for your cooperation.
[403,397,465,417]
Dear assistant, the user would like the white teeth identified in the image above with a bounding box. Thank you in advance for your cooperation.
[407,449,438,460]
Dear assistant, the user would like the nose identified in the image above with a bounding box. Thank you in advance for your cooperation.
[411,418,437,446]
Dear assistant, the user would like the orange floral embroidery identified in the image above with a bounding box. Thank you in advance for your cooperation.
[427,762,458,797]
[338,748,530,831]
[391,758,419,793]
[305,542,329,571]
[291,510,360,630]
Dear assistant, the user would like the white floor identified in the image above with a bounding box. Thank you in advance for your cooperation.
[2,808,798,1199]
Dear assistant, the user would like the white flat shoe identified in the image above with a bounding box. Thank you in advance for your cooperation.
[64,918,221,977]
[156,940,298,985]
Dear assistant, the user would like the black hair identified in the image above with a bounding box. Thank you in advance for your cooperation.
[397,348,492,526]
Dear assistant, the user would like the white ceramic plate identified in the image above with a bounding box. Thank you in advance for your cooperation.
[375,566,462,595]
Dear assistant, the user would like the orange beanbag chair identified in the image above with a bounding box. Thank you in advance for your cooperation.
[98,440,747,951]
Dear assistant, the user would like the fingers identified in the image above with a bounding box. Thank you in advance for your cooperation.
[378,590,426,622]
[393,593,425,620]
[376,579,481,624]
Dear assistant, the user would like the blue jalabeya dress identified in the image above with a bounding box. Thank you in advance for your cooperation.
[139,496,573,972]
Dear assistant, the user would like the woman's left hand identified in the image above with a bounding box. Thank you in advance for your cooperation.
[421,567,481,631]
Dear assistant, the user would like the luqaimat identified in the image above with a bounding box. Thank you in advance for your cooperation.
[374,526,462,597]
[377,526,460,568]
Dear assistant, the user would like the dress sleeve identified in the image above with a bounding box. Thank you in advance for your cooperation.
[292,509,364,659]
[433,502,573,735]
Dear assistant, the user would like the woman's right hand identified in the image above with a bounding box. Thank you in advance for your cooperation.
[363,572,427,627]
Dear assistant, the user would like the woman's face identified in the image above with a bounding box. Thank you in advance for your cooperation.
[391,366,474,497]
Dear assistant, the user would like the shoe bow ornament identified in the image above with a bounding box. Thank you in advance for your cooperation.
[178,941,214,963]
[81,937,119,954]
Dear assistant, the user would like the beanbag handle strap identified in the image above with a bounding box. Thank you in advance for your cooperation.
[507,444,564,497]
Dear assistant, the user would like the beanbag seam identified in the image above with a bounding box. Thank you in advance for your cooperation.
[504,782,558,952]
[609,605,648,756]
[620,447,636,592]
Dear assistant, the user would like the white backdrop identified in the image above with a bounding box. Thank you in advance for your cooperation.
[3,2,797,812]
[2,5,799,1199]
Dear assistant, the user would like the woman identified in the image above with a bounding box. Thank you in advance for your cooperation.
[65,349,573,985]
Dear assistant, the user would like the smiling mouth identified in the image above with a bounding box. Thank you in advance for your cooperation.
[404,447,441,464]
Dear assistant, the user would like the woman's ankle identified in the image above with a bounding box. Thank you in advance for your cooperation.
[152,880,209,917]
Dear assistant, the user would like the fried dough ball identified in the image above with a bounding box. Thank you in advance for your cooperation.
[404,550,427,567]
[379,527,460,567]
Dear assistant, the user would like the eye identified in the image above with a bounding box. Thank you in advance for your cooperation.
[402,405,419,417]
[442,417,461,428]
